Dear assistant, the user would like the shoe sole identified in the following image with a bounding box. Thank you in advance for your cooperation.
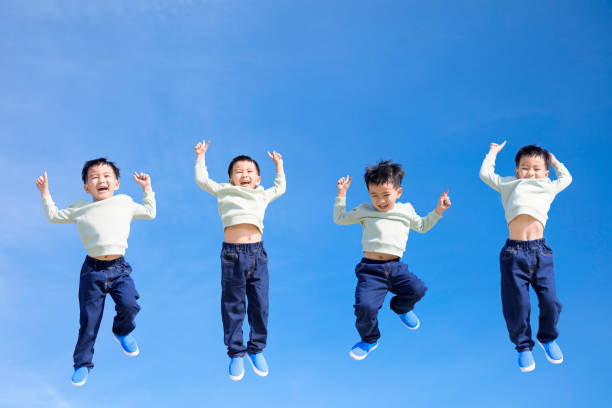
[229,370,245,381]
[349,343,379,361]
[400,319,420,330]
[71,378,87,386]
[538,341,563,364]
[519,362,535,373]
[113,334,140,357]
[247,354,269,377]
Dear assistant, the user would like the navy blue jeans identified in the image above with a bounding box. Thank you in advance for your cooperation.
[221,242,269,357]
[500,239,562,351]
[73,256,140,369]
[354,258,427,343]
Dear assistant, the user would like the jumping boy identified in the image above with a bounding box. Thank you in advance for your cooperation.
[35,158,156,386]
[479,142,572,372]
[194,140,285,381]
[334,160,451,360]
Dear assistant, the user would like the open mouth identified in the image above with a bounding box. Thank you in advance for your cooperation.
[97,187,109,193]
[240,181,251,187]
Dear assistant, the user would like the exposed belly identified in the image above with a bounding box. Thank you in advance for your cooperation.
[224,223,262,243]
[92,254,123,261]
[508,214,544,241]
[363,251,400,261]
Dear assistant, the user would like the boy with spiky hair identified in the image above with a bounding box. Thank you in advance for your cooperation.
[35,158,156,386]
[480,142,572,373]
[334,160,451,360]
[194,140,285,381]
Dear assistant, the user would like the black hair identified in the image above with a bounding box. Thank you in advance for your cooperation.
[228,155,260,177]
[82,158,120,183]
[514,145,551,169]
[364,160,405,188]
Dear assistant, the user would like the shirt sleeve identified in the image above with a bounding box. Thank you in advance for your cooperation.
[195,157,222,196]
[551,162,572,194]
[41,195,76,224]
[263,171,286,203]
[405,204,441,233]
[333,196,363,225]
[479,153,502,192]
[133,191,157,220]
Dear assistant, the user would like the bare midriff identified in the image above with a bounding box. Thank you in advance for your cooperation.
[508,214,544,241]
[363,251,400,261]
[224,223,262,243]
[92,254,123,261]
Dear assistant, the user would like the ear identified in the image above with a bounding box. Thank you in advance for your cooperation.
[396,187,402,198]
[544,170,549,178]
[256,175,261,186]
[229,178,234,185]
[515,168,519,177]
[84,184,90,193]
[115,179,120,189]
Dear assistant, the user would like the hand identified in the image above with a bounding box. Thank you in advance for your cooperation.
[488,141,506,155]
[195,140,210,158]
[435,189,451,216]
[35,171,50,197]
[267,150,284,171]
[133,172,153,192]
[337,175,352,197]
[549,152,559,167]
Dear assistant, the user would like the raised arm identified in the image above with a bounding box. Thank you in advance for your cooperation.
[194,140,222,196]
[549,153,573,194]
[35,171,75,224]
[479,141,506,192]
[132,171,156,220]
[405,202,442,233]
[263,150,286,202]
[333,175,361,225]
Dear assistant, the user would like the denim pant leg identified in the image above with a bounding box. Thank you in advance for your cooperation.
[534,243,562,344]
[388,261,428,314]
[354,262,389,343]
[221,247,247,357]
[108,259,141,337]
[246,246,269,354]
[500,246,534,351]
[73,261,107,369]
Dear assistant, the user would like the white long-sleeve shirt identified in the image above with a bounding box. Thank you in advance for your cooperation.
[195,157,286,232]
[334,196,441,257]
[41,192,156,257]
[479,153,572,226]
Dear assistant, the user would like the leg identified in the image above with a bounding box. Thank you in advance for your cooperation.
[221,247,247,357]
[534,245,562,344]
[73,263,107,369]
[246,246,269,354]
[388,262,427,314]
[500,247,534,351]
[354,262,389,343]
[108,260,140,337]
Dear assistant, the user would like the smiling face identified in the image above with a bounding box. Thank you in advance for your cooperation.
[515,155,550,179]
[229,160,261,189]
[84,164,120,201]
[367,182,402,212]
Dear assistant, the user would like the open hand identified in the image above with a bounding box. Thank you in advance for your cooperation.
[337,175,352,197]
[267,150,283,166]
[35,171,50,197]
[435,189,451,215]
[195,140,211,157]
[548,152,559,167]
[489,141,506,155]
[133,172,152,192]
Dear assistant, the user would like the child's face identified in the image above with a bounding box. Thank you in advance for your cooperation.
[515,155,549,179]
[84,164,120,201]
[229,160,261,189]
[367,182,402,212]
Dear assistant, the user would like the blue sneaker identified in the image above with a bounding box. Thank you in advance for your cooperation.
[229,356,245,381]
[398,311,420,329]
[247,352,269,377]
[538,340,563,364]
[71,366,89,386]
[113,333,139,356]
[518,350,535,373]
[349,341,379,360]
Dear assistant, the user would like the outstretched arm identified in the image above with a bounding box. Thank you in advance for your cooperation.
[35,172,75,224]
[549,152,572,194]
[194,140,222,195]
[479,141,505,192]
[264,150,286,202]
[333,175,361,225]
[132,172,156,220]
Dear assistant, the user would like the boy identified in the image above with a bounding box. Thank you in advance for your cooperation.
[334,160,451,360]
[479,142,572,372]
[194,140,286,381]
[35,158,156,386]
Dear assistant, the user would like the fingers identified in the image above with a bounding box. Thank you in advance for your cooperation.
[500,140,506,148]
[43,171,48,183]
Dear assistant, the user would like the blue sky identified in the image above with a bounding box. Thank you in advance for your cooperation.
[1,0,611,407]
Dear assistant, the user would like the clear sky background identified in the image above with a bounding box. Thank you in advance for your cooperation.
[1,1,611,407]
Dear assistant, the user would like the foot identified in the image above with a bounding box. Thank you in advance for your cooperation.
[229,356,245,381]
[113,333,139,356]
[71,366,89,386]
[538,340,563,364]
[398,310,420,330]
[247,352,269,377]
[349,341,379,360]
[518,350,535,373]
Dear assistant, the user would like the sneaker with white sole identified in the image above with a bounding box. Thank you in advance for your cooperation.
[229,356,245,381]
[518,350,535,373]
[398,311,420,329]
[113,333,139,356]
[538,340,563,364]
[349,341,379,360]
[247,352,269,377]
[71,366,89,386]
